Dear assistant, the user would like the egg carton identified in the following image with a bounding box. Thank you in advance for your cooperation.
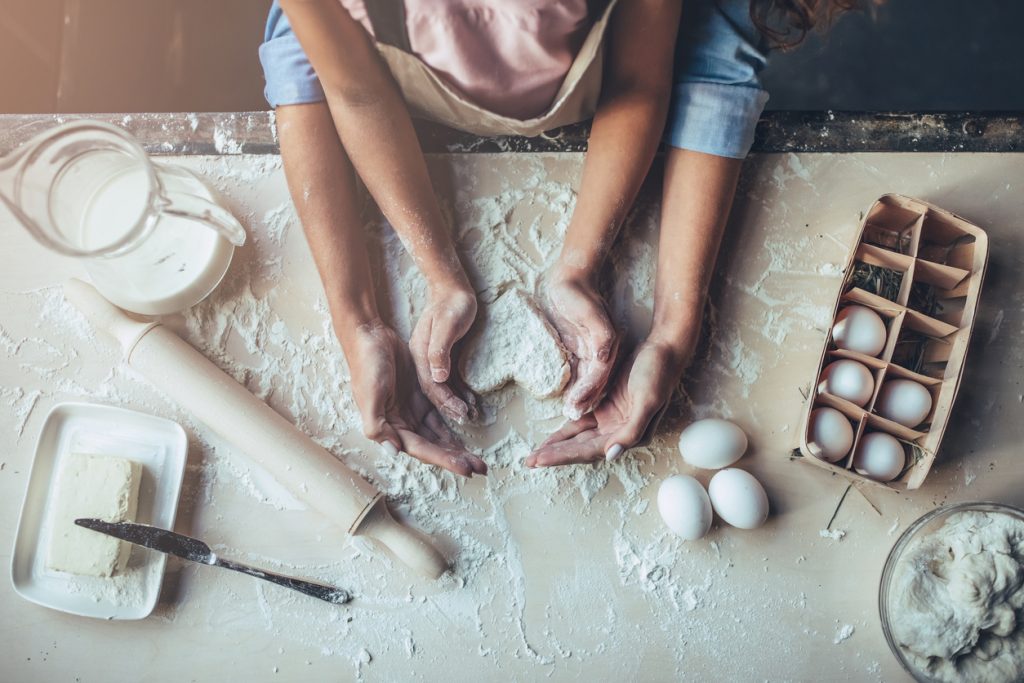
[798,194,989,490]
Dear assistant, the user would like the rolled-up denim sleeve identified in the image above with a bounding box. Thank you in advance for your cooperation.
[258,1,326,108]
[664,0,770,159]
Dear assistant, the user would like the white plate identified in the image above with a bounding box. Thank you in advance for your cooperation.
[11,402,188,620]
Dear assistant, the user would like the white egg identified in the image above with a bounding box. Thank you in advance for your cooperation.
[807,407,855,463]
[678,419,748,470]
[875,379,933,428]
[832,305,887,357]
[657,475,713,541]
[707,468,769,530]
[853,432,906,482]
[818,359,875,406]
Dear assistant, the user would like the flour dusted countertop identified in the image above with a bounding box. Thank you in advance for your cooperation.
[2,113,1024,682]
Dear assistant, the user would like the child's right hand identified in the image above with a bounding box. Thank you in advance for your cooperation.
[409,284,479,424]
[345,318,487,478]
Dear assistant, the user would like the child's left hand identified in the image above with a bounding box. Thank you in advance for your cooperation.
[525,338,686,467]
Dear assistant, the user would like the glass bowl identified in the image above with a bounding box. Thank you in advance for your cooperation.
[878,501,1024,683]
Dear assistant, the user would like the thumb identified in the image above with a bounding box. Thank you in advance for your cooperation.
[604,399,664,462]
[366,418,403,458]
[428,309,472,383]
[358,389,403,454]
[580,310,617,365]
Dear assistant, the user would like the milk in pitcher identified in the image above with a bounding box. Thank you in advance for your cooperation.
[81,164,234,315]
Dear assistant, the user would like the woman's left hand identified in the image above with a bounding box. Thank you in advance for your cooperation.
[526,337,688,467]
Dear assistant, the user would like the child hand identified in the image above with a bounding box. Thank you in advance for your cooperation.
[409,284,479,424]
[525,338,685,468]
[546,274,620,420]
[347,319,486,477]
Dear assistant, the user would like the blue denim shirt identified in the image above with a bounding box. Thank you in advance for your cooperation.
[259,0,768,159]
[665,0,769,158]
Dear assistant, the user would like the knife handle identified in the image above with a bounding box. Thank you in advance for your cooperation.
[215,558,352,605]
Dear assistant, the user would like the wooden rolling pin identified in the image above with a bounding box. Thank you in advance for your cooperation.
[64,278,448,579]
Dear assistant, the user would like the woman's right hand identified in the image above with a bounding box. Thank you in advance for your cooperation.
[546,271,620,420]
[345,319,487,478]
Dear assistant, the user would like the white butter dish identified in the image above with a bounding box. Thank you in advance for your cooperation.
[11,402,188,619]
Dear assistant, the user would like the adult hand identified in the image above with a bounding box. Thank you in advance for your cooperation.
[525,338,686,467]
[409,284,479,424]
[347,319,487,477]
[546,273,619,420]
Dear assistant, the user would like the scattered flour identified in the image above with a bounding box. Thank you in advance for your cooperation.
[819,528,847,541]
[213,122,244,155]
[63,566,147,607]
[786,153,813,183]
[964,466,977,487]
[0,151,868,678]
[887,517,901,536]
[988,308,1005,345]
[833,624,855,644]
[0,385,42,437]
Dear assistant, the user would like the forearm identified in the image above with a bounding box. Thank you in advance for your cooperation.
[277,102,380,354]
[324,80,467,293]
[556,87,670,280]
[555,0,681,281]
[280,0,467,293]
[649,148,743,357]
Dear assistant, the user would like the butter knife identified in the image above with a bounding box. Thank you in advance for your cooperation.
[75,519,351,604]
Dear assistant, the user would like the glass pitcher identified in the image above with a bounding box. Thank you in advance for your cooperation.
[0,120,246,315]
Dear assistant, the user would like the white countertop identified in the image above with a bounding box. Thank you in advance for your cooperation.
[2,148,1022,682]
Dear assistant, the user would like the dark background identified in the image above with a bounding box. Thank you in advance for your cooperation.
[2,0,1022,114]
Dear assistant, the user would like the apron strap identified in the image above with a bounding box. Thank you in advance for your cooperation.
[364,0,413,52]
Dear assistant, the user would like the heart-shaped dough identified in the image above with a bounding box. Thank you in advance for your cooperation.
[461,289,570,398]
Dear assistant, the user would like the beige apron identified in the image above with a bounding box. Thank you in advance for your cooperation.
[368,0,619,137]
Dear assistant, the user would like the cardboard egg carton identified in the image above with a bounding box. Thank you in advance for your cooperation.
[798,194,989,489]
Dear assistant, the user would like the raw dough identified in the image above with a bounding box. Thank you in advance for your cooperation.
[889,510,1024,683]
[46,453,142,577]
[461,289,570,398]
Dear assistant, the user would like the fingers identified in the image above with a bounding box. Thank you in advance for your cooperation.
[415,364,474,424]
[398,428,488,477]
[540,414,598,447]
[423,408,471,453]
[564,352,616,418]
[526,432,604,468]
[364,419,403,457]
[409,308,477,424]
[357,377,403,453]
[603,398,665,462]
[579,315,618,364]
[363,416,403,458]
[467,455,488,476]
[563,308,619,419]
[398,392,486,476]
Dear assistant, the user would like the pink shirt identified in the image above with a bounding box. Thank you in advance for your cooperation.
[341,0,593,119]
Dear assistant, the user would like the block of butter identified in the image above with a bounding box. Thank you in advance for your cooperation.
[46,454,142,577]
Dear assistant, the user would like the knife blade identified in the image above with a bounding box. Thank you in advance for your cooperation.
[75,519,351,605]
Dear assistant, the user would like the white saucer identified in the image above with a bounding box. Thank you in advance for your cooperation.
[11,402,188,620]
